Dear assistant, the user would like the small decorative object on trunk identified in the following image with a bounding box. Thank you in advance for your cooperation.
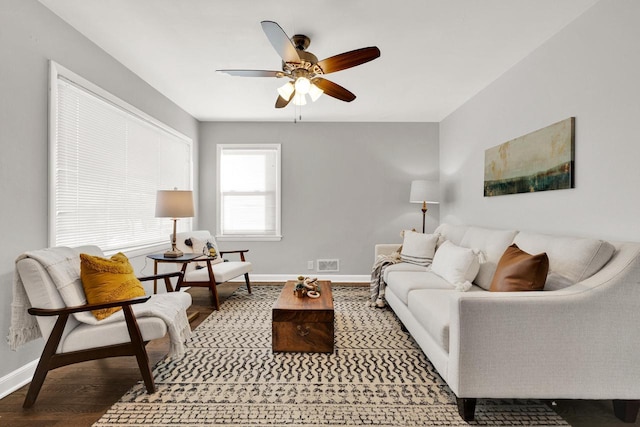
[293,276,320,297]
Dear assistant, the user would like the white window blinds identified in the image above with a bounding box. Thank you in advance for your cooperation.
[50,62,192,252]
[217,144,281,241]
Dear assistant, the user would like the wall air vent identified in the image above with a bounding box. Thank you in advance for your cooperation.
[317,259,339,272]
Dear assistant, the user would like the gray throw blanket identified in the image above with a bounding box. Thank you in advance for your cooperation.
[369,252,401,308]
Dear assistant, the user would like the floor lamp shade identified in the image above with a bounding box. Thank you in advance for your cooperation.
[155,190,194,257]
[409,180,440,233]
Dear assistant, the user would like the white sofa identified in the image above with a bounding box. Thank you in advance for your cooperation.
[376,223,640,422]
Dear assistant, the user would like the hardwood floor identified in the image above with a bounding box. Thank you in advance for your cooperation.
[0,283,636,426]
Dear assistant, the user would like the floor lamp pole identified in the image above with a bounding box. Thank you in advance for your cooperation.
[421,201,427,233]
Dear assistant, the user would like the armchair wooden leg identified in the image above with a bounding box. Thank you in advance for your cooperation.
[123,305,155,393]
[244,273,252,294]
[210,283,220,310]
[23,314,69,408]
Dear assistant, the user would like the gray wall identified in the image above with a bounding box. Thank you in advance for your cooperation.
[199,122,439,275]
[0,0,199,380]
[440,0,640,242]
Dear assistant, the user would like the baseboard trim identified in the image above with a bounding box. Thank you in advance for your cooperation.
[0,358,38,400]
[233,274,369,283]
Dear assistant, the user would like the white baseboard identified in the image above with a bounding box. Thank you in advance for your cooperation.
[232,274,369,283]
[0,358,38,400]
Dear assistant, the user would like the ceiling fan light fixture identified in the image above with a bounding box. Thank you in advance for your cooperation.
[292,93,307,106]
[309,83,324,102]
[294,77,311,95]
[277,81,295,100]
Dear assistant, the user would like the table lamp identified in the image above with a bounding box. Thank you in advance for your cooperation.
[409,180,440,233]
[155,189,194,258]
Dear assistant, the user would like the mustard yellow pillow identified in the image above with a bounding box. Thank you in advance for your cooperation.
[80,252,145,320]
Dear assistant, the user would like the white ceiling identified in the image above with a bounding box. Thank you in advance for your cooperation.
[39,0,598,122]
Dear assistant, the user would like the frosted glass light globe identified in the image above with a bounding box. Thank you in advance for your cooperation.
[294,77,311,95]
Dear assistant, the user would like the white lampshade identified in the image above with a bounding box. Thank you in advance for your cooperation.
[292,93,307,106]
[155,189,194,218]
[277,82,294,100]
[409,180,440,204]
[309,83,324,102]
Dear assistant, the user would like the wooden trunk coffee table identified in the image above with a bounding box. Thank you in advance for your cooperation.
[272,280,334,353]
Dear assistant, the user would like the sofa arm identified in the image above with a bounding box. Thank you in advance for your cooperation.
[447,243,640,399]
[375,244,401,260]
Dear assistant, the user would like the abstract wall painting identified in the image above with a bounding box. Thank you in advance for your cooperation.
[484,117,575,197]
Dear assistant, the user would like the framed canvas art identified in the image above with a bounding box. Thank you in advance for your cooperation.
[484,117,575,197]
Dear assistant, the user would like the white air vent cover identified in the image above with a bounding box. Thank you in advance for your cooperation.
[317,259,339,272]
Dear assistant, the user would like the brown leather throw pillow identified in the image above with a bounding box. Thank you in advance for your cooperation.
[490,244,549,292]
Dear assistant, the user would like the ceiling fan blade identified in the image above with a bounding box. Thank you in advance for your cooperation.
[275,90,294,108]
[217,69,284,78]
[313,78,356,102]
[261,21,301,63]
[317,46,380,74]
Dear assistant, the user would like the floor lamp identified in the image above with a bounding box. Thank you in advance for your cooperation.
[155,189,194,258]
[409,180,440,233]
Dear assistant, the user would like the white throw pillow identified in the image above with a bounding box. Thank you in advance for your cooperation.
[400,230,438,266]
[431,240,480,286]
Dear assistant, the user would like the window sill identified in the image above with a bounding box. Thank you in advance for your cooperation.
[216,235,282,242]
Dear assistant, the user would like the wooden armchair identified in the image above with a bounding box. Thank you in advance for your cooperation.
[15,245,192,408]
[174,230,252,310]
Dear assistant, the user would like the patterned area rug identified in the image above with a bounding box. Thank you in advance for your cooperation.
[95,285,568,426]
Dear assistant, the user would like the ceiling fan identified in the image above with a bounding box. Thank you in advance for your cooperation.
[217,21,381,108]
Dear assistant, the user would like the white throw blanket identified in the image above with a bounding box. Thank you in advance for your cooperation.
[8,248,191,357]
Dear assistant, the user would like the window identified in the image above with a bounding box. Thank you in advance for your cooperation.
[49,61,192,254]
[216,144,281,241]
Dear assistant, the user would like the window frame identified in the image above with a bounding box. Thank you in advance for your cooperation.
[216,143,282,242]
[48,61,193,257]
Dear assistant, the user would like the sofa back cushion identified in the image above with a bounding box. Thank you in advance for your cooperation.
[434,223,468,247]
[460,226,518,290]
[513,231,615,290]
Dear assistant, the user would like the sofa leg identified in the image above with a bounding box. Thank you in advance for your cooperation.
[613,400,640,423]
[456,397,476,421]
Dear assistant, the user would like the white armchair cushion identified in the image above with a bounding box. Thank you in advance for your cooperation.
[431,241,480,286]
[185,261,253,283]
[62,316,167,353]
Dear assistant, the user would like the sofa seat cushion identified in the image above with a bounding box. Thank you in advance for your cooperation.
[185,261,252,283]
[408,287,483,353]
[385,271,453,305]
[514,231,615,290]
[383,262,429,283]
